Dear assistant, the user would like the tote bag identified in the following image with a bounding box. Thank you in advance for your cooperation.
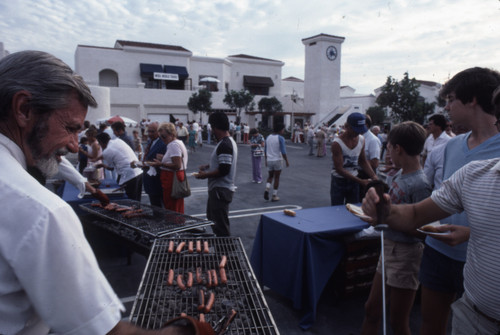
[171,154,191,199]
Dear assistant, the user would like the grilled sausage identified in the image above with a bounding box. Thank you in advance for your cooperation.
[206,270,212,288]
[211,269,218,287]
[186,272,193,288]
[199,313,205,323]
[196,240,202,253]
[219,255,227,269]
[204,292,215,313]
[197,289,205,311]
[196,267,203,284]
[167,269,174,286]
[219,268,227,285]
[176,241,186,254]
[168,241,175,253]
[203,241,210,254]
[177,274,186,290]
[188,241,194,253]
[220,309,238,333]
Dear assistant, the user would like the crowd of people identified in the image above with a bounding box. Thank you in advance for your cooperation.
[2,48,500,335]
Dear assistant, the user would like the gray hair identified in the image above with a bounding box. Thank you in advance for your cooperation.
[0,50,97,120]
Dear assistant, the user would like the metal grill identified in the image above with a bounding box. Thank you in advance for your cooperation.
[130,237,280,335]
[79,200,213,238]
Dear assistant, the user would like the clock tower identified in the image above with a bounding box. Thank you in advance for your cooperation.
[302,34,345,125]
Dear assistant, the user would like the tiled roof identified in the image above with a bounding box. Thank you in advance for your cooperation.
[115,40,191,53]
[228,54,281,62]
[283,76,304,82]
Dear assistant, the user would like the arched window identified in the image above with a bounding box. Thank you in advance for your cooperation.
[99,69,119,87]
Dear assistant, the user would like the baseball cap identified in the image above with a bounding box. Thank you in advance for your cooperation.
[347,112,368,134]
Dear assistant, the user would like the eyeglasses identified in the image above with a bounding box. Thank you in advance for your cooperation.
[160,132,172,140]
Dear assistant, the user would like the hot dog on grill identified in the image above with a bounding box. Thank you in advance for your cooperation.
[204,292,215,313]
[211,269,218,287]
[168,241,175,253]
[177,274,186,290]
[196,267,203,284]
[188,241,194,253]
[203,241,209,254]
[196,240,202,253]
[206,270,212,287]
[176,241,186,254]
[219,255,227,269]
[186,272,193,288]
[197,289,205,311]
[167,269,174,286]
[219,268,227,285]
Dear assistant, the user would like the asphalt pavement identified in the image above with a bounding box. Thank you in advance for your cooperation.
[86,138,442,335]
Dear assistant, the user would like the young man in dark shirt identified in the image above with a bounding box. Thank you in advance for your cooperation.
[195,112,238,236]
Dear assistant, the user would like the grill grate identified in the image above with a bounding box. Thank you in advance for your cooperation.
[79,200,213,237]
[130,237,280,335]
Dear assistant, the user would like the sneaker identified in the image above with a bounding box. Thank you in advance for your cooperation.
[257,181,262,184]
[271,195,280,202]
[264,189,269,200]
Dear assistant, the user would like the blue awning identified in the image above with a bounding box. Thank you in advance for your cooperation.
[140,63,163,75]
[164,65,189,80]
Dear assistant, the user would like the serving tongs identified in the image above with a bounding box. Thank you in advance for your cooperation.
[213,309,238,335]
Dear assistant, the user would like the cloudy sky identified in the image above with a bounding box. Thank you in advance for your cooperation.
[1,0,499,93]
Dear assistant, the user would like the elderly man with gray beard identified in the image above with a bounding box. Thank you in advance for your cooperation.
[0,51,211,335]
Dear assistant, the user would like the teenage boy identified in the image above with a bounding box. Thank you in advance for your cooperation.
[419,67,500,335]
[361,122,432,335]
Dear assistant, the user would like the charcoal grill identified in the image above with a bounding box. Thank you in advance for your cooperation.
[130,237,280,335]
[79,199,213,238]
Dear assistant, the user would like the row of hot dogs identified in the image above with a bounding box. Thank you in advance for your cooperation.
[167,240,211,254]
[166,266,228,289]
[90,202,146,218]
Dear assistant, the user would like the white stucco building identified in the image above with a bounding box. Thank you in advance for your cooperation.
[74,34,380,128]
[75,40,284,128]
[1,35,442,129]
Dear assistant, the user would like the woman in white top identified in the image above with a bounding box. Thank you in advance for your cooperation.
[153,122,188,213]
[80,127,104,181]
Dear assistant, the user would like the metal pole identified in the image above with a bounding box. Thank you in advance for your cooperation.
[376,224,388,335]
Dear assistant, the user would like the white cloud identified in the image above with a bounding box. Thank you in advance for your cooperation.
[1,0,499,93]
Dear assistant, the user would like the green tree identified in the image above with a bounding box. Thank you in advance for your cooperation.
[187,89,212,122]
[258,97,283,129]
[258,96,283,114]
[366,105,386,125]
[376,72,435,124]
[223,89,255,123]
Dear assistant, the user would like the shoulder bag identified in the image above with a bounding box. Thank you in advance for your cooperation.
[171,153,191,199]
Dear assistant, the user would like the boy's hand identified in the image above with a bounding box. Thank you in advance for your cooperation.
[362,187,391,225]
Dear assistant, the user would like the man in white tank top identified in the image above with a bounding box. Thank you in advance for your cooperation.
[330,113,377,205]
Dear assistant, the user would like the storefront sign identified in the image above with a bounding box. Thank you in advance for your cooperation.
[154,72,179,81]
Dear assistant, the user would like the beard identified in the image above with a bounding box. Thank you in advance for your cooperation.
[27,116,66,178]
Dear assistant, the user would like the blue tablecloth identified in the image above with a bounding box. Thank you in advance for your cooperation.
[61,179,127,215]
[250,205,369,329]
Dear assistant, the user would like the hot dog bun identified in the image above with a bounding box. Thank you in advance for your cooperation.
[346,204,364,217]
[284,209,296,217]
[419,224,440,233]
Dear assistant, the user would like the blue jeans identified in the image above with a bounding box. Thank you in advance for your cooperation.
[330,176,359,206]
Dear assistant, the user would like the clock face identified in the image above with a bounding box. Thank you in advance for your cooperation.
[326,45,337,61]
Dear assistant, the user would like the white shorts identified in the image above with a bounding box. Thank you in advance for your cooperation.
[267,160,282,171]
